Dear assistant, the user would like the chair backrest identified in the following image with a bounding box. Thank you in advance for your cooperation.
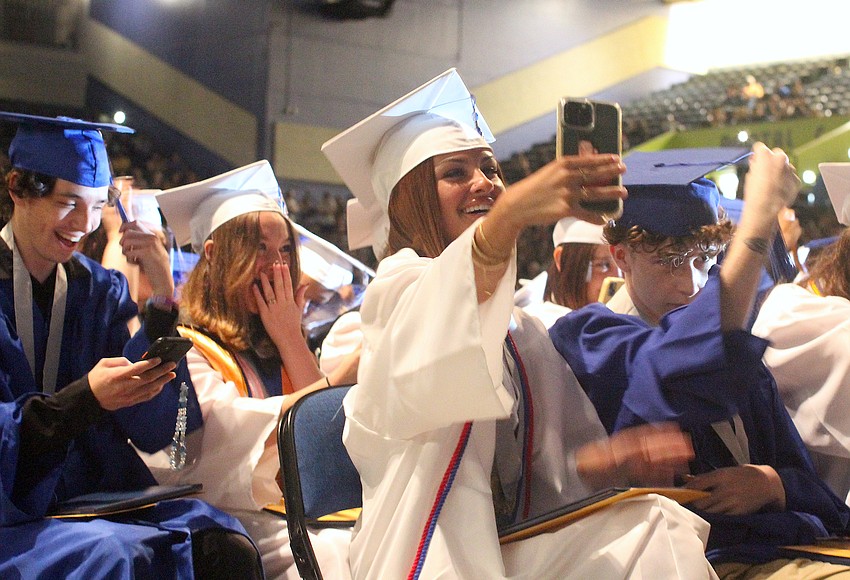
[279,385,361,580]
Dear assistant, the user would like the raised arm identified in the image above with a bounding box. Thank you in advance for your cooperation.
[473,154,626,302]
[719,143,800,331]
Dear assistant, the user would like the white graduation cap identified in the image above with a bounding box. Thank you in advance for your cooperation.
[130,189,163,230]
[819,162,850,226]
[155,160,283,252]
[321,68,495,257]
[295,224,375,290]
[552,217,606,246]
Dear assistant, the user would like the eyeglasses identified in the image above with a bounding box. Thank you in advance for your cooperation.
[590,260,614,274]
[586,259,616,282]
[652,246,721,276]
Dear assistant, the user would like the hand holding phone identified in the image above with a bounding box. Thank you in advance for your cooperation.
[557,97,623,219]
[142,336,193,365]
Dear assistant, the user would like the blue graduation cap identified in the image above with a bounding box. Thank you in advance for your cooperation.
[0,111,134,188]
[619,147,751,237]
[805,236,839,251]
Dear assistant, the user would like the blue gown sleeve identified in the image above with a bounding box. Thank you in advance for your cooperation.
[549,274,769,433]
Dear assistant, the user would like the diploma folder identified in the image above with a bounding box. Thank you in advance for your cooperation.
[498,486,709,544]
[49,484,203,518]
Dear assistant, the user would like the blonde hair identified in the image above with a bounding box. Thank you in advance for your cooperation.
[181,211,301,353]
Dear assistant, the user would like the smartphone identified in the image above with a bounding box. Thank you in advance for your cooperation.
[597,276,625,304]
[557,97,623,219]
[142,336,193,365]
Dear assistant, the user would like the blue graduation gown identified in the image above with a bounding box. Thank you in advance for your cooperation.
[549,274,850,561]
[0,250,245,577]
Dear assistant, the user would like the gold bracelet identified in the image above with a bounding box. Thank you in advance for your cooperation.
[472,222,511,267]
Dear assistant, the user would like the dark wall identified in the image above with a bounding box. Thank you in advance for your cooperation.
[89,0,270,118]
[86,78,234,179]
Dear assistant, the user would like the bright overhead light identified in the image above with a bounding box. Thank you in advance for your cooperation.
[113,111,126,124]
[802,170,817,185]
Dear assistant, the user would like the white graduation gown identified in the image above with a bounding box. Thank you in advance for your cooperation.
[753,283,850,503]
[344,224,716,579]
[139,347,351,579]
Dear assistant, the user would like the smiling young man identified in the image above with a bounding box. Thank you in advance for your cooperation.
[0,113,262,578]
[549,147,850,573]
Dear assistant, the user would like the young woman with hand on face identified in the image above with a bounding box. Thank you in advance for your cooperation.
[151,160,356,579]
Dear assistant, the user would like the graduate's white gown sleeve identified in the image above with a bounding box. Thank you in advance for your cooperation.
[344,224,716,580]
[753,283,850,502]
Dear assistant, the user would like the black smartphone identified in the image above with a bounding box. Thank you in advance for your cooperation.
[142,336,193,365]
[557,97,623,219]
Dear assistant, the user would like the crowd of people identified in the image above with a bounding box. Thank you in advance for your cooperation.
[4,61,850,580]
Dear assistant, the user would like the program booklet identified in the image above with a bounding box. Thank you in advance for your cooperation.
[49,484,203,519]
[498,486,709,544]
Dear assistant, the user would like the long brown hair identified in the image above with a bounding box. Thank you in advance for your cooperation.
[544,242,596,309]
[181,211,301,354]
[804,228,850,300]
[385,158,448,259]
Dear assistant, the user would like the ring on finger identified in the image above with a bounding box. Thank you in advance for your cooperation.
[578,168,589,183]
[580,185,590,200]
[268,298,277,305]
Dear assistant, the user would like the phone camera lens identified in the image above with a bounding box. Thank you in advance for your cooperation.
[565,101,594,129]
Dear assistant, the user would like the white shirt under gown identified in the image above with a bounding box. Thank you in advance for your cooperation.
[343,222,716,579]
[753,283,850,504]
[138,342,351,579]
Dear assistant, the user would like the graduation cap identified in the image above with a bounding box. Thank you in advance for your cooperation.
[129,189,164,230]
[296,224,375,291]
[552,217,605,246]
[805,235,839,251]
[819,162,850,225]
[156,159,374,307]
[619,147,751,237]
[321,68,494,257]
[297,224,375,346]
[155,160,285,252]
[0,111,134,188]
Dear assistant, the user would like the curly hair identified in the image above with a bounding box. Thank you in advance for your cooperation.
[804,228,850,300]
[1,168,58,225]
[603,219,735,257]
[180,211,301,356]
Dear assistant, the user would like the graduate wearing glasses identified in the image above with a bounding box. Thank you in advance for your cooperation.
[550,148,850,573]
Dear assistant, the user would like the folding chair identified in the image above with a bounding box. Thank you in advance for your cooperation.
[278,385,362,580]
